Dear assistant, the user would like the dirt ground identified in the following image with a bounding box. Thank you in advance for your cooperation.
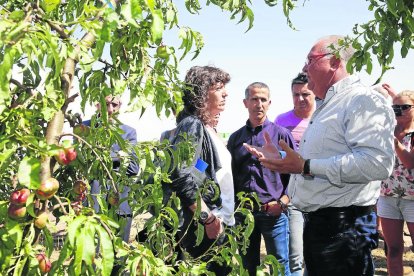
[372,233,414,276]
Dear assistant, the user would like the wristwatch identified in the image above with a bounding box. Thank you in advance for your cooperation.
[302,159,314,180]
[199,211,210,224]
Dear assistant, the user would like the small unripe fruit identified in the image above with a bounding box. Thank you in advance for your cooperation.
[73,180,88,195]
[107,192,120,206]
[36,178,59,200]
[156,45,170,59]
[34,212,49,229]
[10,188,30,205]
[8,204,27,220]
[73,124,90,137]
[36,253,51,274]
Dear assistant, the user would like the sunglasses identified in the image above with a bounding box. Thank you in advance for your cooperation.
[392,104,414,117]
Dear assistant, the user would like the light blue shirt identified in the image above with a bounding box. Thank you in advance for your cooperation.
[288,75,395,212]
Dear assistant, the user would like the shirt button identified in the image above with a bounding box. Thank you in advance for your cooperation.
[303,140,306,143]
[310,121,313,124]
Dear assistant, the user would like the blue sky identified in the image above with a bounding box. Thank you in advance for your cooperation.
[81,1,414,141]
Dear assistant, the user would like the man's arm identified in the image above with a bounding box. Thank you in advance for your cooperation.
[244,96,395,185]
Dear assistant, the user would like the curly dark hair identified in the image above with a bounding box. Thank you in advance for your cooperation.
[180,66,230,125]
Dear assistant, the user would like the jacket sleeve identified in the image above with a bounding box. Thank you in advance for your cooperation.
[169,118,204,208]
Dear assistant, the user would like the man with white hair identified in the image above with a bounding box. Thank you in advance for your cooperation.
[243,35,395,275]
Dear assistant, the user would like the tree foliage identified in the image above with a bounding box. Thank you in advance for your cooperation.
[0,0,413,275]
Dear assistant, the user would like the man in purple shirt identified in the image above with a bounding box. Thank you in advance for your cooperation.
[275,73,315,276]
[227,82,296,275]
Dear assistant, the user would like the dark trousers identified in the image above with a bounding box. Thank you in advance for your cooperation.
[303,206,378,276]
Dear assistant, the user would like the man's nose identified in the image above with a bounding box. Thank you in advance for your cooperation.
[302,64,308,73]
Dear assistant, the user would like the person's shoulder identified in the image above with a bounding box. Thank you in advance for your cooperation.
[228,125,247,145]
[275,110,293,122]
[175,115,204,138]
[349,84,390,107]
[266,121,291,136]
[82,119,92,126]
[120,123,136,133]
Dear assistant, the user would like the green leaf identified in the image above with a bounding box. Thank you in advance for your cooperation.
[42,227,54,257]
[26,194,36,218]
[96,224,114,276]
[9,10,25,22]
[195,222,204,246]
[150,10,164,44]
[67,216,87,247]
[17,157,41,189]
[82,221,97,266]
[0,47,16,115]
[0,143,17,173]
[41,0,61,13]
[74,226,84,275]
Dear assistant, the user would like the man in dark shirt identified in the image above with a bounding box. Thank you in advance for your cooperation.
[227,82,295,276]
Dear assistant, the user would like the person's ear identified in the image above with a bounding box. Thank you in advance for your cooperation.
[243,98,248,108]
[96,103,101,110]
[330,56,341,70]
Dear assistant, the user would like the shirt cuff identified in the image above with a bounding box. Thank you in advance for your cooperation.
[309,158,331,177]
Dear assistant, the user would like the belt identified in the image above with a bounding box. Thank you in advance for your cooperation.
[303,205,374,221]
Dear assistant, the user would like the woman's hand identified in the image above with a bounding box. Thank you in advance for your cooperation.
[204,215,223,239]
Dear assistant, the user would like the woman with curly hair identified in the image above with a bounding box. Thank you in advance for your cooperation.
[378,90,414,276]
[166,65,234,275]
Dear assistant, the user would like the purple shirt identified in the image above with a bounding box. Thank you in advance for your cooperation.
[275,110,310,149]
[227,119,296,204]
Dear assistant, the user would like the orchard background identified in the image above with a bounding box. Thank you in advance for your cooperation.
[0,0,413,275]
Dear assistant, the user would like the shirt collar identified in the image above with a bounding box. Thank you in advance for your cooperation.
[324,75,361,102]
[246,117,270,132]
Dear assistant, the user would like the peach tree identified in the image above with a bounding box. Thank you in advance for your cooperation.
[0,0,413,275]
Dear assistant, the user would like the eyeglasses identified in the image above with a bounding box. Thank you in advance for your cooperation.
[392,104,414,111]
[304,53,332,66]
[392,104,414,117]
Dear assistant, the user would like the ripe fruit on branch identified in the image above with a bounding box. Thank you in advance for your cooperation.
[34,211,49,229]
[36,253,51,274]
[8,204,27,220]
[36,178,59,200]
[108,191,120,206]
[10,188,30,205]
[54,140,77,165]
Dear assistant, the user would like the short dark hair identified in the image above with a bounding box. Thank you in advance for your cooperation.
[291,73,308,89]
[244,82,270,99]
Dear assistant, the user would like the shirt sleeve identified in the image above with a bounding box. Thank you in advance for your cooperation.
[311,94,395,186]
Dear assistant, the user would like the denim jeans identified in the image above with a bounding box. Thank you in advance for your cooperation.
[241,212,290,276]
[303,208,378,276]
[288,204,304,276]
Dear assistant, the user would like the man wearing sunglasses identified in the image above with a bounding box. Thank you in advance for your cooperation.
[243,35,395,276]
